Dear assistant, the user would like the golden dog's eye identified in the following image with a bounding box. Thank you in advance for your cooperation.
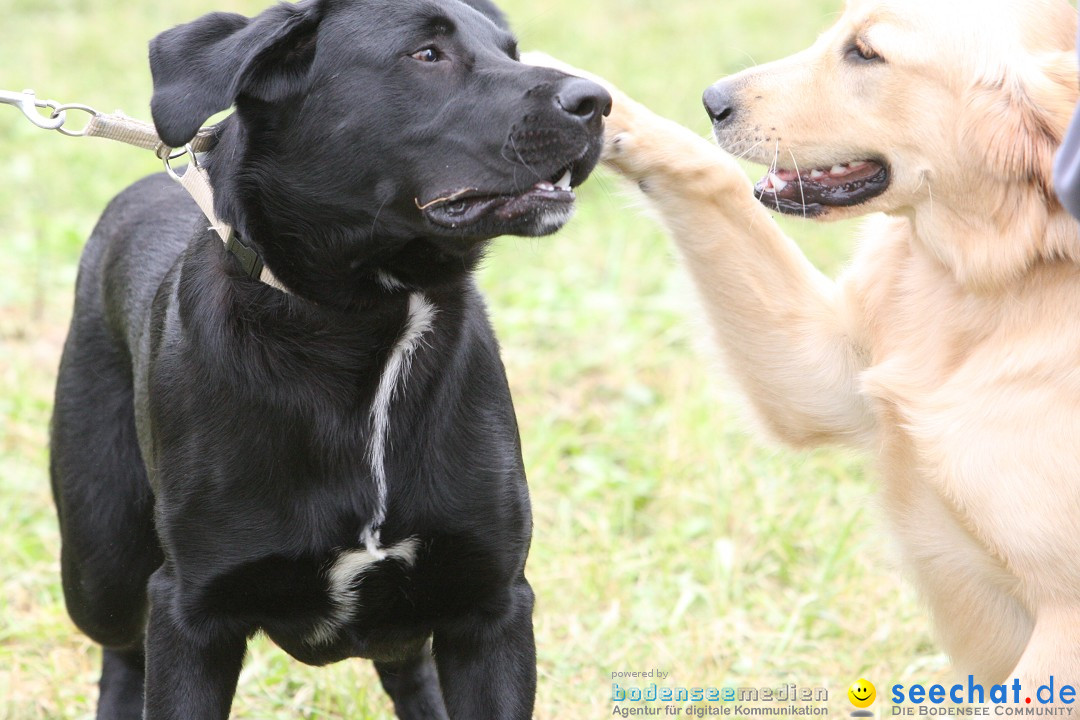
[846,37,882,63]
[411,47,441,63]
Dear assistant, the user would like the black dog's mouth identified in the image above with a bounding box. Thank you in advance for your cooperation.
[418,163,580,231]
[753,159,890,217]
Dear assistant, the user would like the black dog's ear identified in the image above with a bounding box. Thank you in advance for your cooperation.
[459,0,511,31]
[149,2,324,148]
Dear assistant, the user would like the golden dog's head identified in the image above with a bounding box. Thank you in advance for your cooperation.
[705,0,1078,235]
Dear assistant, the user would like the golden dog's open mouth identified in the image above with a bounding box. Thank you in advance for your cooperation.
[754,160,890,216]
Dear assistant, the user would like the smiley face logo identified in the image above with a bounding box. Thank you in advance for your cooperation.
[848,678,876,708]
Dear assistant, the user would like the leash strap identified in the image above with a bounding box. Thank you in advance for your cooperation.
[2,88,290,295]
[84,112,217,157]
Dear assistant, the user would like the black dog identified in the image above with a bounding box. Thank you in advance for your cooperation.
[47,0,609,717]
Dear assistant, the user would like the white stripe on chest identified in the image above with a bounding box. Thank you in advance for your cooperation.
[306,292,435,647]
[360,291,436,555]
[306,536,420,646]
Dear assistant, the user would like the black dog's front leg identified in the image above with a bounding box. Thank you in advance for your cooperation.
[376,640,450,720]
[97,647,146,720]
[433,577,536,720]
[143,568,247,720]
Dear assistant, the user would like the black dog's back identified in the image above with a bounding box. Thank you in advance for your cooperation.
[49,174,198,718]
[49,172,202,672]
[80,174,200,340]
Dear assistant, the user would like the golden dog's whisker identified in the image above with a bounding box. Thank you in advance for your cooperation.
[927,179,935,228]
[788,150,807,219]
[913,171,936,228]
[734,139,764,161]
[756,140,780,204]
[760,140,781,209]
[918,171,936,228]
[738,51,759,71]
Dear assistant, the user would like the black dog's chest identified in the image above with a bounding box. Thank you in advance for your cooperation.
[208,530,507,666]
[151,290,530,665]
[251,538,429,666]
[134,235,532,680]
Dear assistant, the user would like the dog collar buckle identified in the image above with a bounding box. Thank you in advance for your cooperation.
[225,233,264,281]
[223,231,293,295]
[164,147,292,295]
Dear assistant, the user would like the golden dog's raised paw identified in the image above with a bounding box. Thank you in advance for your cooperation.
[520,50,641,159]
[521,50,740,187]
[604,128,635,164]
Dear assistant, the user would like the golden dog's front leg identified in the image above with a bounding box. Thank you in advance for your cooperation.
[525,52,875,448]
[612,128,875,448]
[1009,608,1080,700]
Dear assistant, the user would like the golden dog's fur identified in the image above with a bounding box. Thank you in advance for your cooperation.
[536,0,1080,687]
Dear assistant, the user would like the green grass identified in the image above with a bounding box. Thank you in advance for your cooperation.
[0,1,945,718]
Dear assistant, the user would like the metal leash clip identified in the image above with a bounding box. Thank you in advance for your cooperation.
[1,86,286,293]
[0,89,67,130]
[0,89,100,136]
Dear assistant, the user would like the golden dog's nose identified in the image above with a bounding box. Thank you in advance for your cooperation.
[703,81,737,125]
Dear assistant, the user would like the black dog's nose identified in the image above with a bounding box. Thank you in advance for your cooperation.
[555,78,612,124]
[703,81,737,125]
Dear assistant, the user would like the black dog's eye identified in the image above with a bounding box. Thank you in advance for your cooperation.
[411,47,442,63]
[845,37,883,64]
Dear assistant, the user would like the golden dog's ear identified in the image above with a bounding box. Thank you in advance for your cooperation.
[961,51,1079,198]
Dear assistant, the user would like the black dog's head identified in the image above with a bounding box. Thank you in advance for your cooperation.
[149,0,610,304]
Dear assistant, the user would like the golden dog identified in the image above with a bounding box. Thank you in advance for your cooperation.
[534,0,1080,687]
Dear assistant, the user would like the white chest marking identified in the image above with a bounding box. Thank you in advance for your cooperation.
[361,292,436,555]
[307,537,420,646]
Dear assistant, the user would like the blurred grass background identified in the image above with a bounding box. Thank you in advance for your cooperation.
[0,0,949,717]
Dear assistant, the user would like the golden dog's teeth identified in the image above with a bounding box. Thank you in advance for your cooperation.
[810,169,826,180]
[830,164,849,175]
[848,161,868,170]
[768,173,788,191]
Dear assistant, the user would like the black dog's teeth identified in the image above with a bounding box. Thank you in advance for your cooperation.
[555,168,572,190]
[540,167,573,191]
